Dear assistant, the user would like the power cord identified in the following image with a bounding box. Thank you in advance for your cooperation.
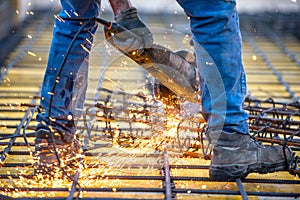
[46,17,95,198]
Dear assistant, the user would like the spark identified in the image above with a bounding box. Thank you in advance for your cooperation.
[55,15,65,23]
[3,77,11,87]
[81,44,91,54]
[4,77,10,83]
[205,61,213,66]
[97,111,104,117]
[63,10,71,18]
[67,115,73,121]
[85,38,92,45]
[27,51,36,57]
[131,51,137,56]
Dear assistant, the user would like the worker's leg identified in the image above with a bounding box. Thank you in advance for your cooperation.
[36,0,101,142]
[177,0,248,134]
[35,0,101,171]
[177,0,292,181]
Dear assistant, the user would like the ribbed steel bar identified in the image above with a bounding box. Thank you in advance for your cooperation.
[0,108,33,164]
[0,187,165,193]
[0,150,177,158]
[250,126,299,139]
[248,115,300,126]
[236,178,249,200]
[1,173,299,185]
[2,187,299,198]
[173,176,300,184]
[162,152,172,200]
[66,171,80,200]
[0,132,36,140]
[173,189,300,198]
[254,137,300,148]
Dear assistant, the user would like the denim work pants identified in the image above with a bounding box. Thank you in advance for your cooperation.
[37,0,249,143]
[176,0,249,134]
[36,0,101,142]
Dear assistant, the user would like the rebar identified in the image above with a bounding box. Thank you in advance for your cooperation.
[236,178,249,200]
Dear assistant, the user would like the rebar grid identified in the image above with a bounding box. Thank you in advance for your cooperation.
[0,92,299,199]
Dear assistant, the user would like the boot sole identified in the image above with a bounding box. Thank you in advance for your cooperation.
[209,161,288,181]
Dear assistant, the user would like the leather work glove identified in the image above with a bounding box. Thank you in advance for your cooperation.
[111,7,153,54]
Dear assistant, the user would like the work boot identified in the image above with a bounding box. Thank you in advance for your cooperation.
[207,131,293,181]
[34,128,84,175]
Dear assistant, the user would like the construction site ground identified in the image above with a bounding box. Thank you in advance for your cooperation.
[0,9,299,200]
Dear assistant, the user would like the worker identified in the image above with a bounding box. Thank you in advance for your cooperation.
[35,0,292,181]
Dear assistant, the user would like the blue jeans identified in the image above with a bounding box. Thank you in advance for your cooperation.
[177,0,249,134]
[36,0,101,142]
[37,0,249,142]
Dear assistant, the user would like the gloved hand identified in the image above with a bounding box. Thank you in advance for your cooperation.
[110,7,153,54]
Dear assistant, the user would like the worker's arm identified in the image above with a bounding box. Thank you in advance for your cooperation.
[109,0,132,15]
[107,0,153,53]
